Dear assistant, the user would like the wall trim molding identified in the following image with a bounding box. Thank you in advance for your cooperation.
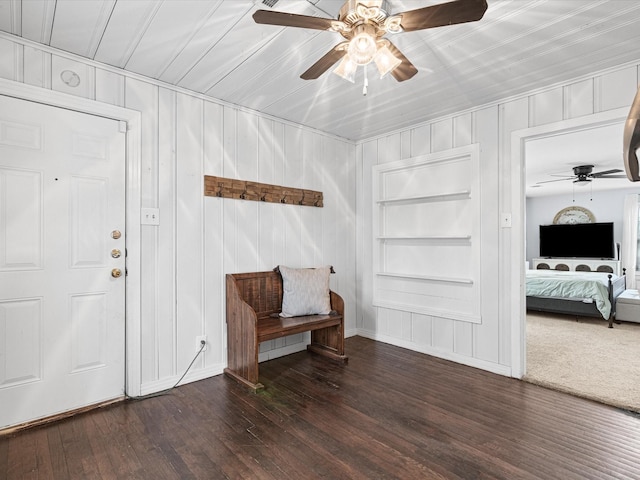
[138,363,226,397]
[356,330,512,377]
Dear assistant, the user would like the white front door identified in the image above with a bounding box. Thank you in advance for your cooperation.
[0,95,126,429]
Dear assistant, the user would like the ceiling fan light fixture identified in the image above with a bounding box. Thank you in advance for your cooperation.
[573,178,592,186]
[254,0,488,84]
[347,25,378,65]
[333,54,357,83]
[373,44,401,78]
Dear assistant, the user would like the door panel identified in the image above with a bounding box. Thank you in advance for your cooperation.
[0,298,42,387]
[70,176,108,267]
[0,95,126,429]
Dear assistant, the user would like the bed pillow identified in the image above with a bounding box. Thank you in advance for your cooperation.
[279,265,331,317]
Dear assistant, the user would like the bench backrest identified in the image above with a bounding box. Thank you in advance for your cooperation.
[228,271,283,319]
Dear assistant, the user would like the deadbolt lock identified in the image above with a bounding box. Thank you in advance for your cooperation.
[111,249,121,258]
[111,230,121,239]
[111,268,122,278]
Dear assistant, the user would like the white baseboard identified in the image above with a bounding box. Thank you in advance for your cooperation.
[356,329,512,377]
[258,342,308,363]
[138,328,500,397]
[345,328,358,338]
[137,363,226,397]
[256,328,359,363]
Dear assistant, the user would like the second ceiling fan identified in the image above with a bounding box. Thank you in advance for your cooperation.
[253,0,488,83]
[537,165,627,186]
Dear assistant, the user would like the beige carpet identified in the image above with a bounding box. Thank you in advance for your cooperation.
[524,312,640,413]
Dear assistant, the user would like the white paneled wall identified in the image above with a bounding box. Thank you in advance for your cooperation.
[357,62,640,376]
[0,35,356,395]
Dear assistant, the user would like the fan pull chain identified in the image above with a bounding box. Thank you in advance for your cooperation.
[363,65,369,96]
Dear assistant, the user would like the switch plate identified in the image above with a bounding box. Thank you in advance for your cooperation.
[501,212,512,228]
[141,208,160,225]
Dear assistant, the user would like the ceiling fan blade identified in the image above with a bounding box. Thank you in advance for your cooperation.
[300,43,348,80]
[594,174,628,179]
[590,168,624,177]
[386,42,418,82]
[535,177,573,185]
[397,0,488,32]
[253,10,336,31]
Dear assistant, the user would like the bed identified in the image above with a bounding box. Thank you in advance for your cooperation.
[526,269,627,328]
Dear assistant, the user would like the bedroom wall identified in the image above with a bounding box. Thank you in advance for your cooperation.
[356,61,640,376]
[525,190,640,265]
[0,34,357,395]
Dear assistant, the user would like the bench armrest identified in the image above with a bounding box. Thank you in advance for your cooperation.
[225,274,260,387]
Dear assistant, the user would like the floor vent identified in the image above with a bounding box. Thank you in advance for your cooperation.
[262,0,279,7]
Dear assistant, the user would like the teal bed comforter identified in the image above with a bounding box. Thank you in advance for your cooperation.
[525,270,615,319]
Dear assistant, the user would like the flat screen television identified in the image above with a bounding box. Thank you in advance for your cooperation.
[539,222,615,259]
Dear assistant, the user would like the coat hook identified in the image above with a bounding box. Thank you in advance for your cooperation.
[281,194,287,203]
[216,183,223,197]
[298,192,305,205]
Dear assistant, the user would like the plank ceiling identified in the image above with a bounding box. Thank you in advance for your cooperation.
[1,0,640,144]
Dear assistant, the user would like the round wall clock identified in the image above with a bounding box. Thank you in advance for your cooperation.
[553,206,595,224]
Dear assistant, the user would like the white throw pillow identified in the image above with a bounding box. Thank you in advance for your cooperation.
[279,265,331,317]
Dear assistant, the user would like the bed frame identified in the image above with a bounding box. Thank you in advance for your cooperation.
[526,270,627,328]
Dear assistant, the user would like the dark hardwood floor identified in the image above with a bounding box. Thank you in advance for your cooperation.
[2,336,640,479]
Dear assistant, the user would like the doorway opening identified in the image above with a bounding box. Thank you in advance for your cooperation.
[511,106,640,411]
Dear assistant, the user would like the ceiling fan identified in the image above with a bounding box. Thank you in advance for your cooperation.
[536,165,628,186]
[253,0,488,83]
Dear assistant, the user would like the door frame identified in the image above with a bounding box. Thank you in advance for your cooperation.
[509,106,630,379]
[0,78,143,397]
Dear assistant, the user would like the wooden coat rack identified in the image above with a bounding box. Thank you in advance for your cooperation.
[204,175,323,207]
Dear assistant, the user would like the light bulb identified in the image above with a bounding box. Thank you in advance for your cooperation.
[374,44,401,78]
[348,32,377,65]
[333,54,357,83]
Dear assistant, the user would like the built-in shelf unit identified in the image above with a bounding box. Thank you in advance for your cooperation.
[372,145,482,324]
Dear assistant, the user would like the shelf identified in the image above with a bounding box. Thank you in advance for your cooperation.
[376,190,471,205]
[376,235,471,242]
[376,272,474,285]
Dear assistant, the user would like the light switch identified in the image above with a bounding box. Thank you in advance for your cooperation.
[141,208,160,226]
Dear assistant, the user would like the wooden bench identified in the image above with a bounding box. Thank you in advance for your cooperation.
[224,269,348,390]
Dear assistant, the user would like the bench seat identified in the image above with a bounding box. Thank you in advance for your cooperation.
[257,313,343,343]
[225,269,347,390]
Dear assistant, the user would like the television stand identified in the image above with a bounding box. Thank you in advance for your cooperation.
[532,258,620,275]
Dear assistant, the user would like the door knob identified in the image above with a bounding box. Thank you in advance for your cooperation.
[111,249,121,258]
[111,268,122,278]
